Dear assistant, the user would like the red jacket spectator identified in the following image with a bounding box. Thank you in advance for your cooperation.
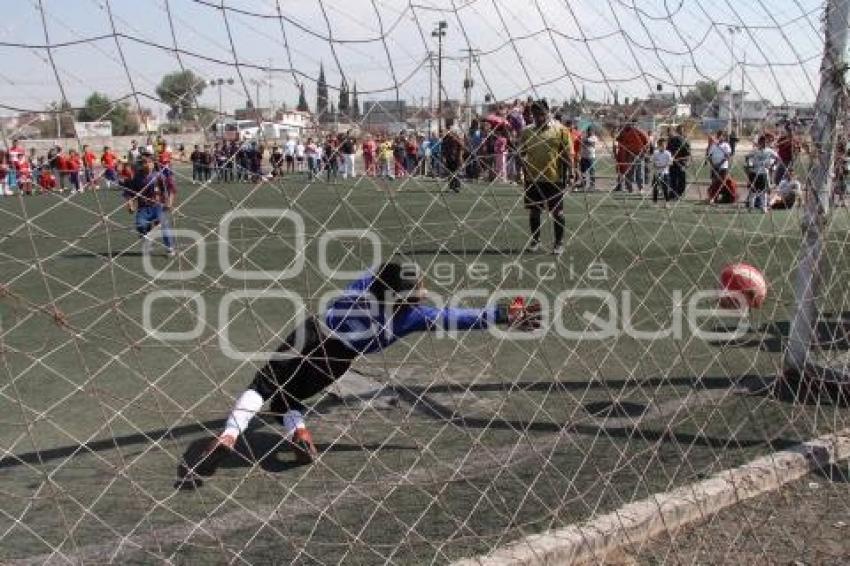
[617,125,650,159]
[776,132,801,165]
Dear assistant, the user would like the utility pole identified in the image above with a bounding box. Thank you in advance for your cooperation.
[427,50,436,135]
[739,52,746,134]
[727,26,741,134]
[210,77,234,120]
[249,78,263,119]
[460,48,481,127]
[431,21,448,134]
[267,59,273,116]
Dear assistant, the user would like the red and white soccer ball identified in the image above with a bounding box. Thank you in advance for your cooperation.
[719,262,767,309]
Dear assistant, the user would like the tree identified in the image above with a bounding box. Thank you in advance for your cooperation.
[683,80,718,106]
[296,84,309,112]
[351,82,360,119]
[316,63,328,119]
[188,106,218,127]
[76,92,138,135]
[155,70,206,121]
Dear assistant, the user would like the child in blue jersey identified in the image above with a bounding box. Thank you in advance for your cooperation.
[178,262,540,487]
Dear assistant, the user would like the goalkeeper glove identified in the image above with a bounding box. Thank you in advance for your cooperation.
[495,296,542,331]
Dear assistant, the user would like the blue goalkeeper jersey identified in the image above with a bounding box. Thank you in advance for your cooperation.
[324,270,501,354]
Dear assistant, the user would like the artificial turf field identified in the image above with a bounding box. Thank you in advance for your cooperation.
[2,165,850,564]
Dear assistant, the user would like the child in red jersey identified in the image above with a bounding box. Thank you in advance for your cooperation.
[158,144,176,194]
[67,149,82,193]
[119,159,134,183]
[17,155,33,195]
[38,157,56,193]
[101,146,118,188]
[82,144,97,189]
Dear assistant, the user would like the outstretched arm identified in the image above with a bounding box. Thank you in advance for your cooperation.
[398,298,541,334]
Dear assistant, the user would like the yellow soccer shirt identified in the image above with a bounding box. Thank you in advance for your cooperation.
[519,121,574,184]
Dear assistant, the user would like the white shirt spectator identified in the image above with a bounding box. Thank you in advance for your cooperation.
[651,149,673,175]
[285,139,296,157]
[749,147,779,177]
[580,134,598,160]
[708,141,732,170]
[296,143,306,158]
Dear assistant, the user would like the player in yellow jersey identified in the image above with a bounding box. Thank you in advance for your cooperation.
[518,99,574,255]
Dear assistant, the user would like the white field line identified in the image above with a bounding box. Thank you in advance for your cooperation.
[452,428,850,566]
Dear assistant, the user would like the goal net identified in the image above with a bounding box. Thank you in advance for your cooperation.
[1,1,848,564]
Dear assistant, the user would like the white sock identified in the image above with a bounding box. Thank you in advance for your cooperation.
[281,410,306,440]
[223,389,264,438]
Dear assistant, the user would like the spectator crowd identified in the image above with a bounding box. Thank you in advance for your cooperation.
[0,98,833,215]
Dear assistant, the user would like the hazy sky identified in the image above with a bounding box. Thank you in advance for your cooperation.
[0,0,828,117]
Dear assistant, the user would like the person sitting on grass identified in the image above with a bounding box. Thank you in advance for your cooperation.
[177,261,541,488]
[770,168,802,210]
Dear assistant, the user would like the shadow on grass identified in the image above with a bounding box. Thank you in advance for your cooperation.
[182,430,418,475]
[412,375,741,395]
[713,316,850,354]
[403,247,528,256]
[394,373,795,451]
[0,373,790,473]
[61,251,149,259]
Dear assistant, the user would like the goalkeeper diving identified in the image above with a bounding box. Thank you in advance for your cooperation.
[178,261,541,487]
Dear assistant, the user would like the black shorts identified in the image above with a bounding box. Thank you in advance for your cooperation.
[285,155,294,163]
[524,181,565,212]
[296,156,304,162]
[250,317,358,414]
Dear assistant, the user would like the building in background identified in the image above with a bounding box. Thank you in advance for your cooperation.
[717,90,770,124]
[361,100,407,133]
[769,102,816,125]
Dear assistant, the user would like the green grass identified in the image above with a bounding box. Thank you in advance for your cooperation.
[2,168,850,564]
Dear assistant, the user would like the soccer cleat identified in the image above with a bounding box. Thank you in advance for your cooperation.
[551,244,565,256]
[175,433,236,489]
[526,241,541,253]
[291,428,318,465]
[167,247,176,257]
